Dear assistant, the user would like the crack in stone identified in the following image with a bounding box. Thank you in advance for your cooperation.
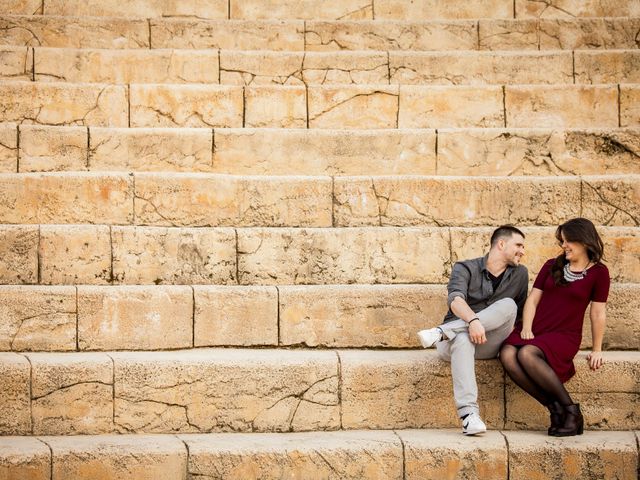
[0,24,43,46]
[9,310,76,349]
[309,90,399,121]
[583,180,639,226]
[530,0,577,18]
[316,451,341,476]
[32,380,113,401]
[115,397,202,432]
[336,2,373,21]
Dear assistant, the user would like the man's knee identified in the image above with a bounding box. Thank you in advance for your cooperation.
[493,297,517,324]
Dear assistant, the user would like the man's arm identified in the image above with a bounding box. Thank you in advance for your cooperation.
[447,262,486,344]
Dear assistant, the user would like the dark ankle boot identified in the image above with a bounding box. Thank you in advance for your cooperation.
[547,401,564,436]
[554,403,584,437]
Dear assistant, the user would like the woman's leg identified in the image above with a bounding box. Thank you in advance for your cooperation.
[516,344,573,406]
[499,344,552,405]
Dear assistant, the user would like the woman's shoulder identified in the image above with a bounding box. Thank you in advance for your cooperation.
[591,262,610,277]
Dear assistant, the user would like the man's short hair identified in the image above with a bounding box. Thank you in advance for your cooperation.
[490,225,525,247]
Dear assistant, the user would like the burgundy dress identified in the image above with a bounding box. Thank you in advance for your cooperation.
[503,258,610,383]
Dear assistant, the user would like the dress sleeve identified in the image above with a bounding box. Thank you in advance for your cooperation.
[591,264,610,302]
[532,259,553,290]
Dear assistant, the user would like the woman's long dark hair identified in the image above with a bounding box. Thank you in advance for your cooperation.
[551,218,605,285]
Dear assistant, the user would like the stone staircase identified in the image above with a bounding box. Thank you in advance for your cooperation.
[0,0,639,478]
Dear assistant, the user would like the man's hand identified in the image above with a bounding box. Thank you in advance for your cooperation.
[520,328,534,340]
[468,320,486,344]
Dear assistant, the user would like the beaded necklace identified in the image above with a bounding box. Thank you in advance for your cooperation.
[563,262,591,282]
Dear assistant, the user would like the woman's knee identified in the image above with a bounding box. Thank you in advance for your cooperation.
[517,344,544,365]
[499,345,519,369]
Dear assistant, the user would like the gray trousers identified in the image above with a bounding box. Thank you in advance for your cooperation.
[436,297,517,418]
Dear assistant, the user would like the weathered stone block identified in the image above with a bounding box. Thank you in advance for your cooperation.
[0,353,31,434]
[506,431,638,480]
[112,349,339,433]
[212,128,436,175]
[0,81,128,126]
[19,125,87,172]
[193,286,278,347]
[90,127,213,172]
[280,285,447,348]
[309,85,399,129]
[400,430,508,480]
[0,173,133,224]
[582,176,640,227]
[230,0,373,20]
[621,85,640,127]
[39,225,112,285]
[399,85,504,128]
[244,86,307,128]
[0,124,17,172]
[182,431,403,479]
[478,19,538,50]
[2,0,42,14]
[44,0,228,18]
[575,51,640,85]
[505,85,618,128]
[78,286,193,350]
[238,227,451,285]
[334,176,580,226]
[47,435,188,480]
[539,18,640,50]
[150,19,304,50]
[111,226,236,285]
[516,0,640,18]
[0,46,32,81]
[0,437,50,480]
[220,51,304,86]
[375,0,513,19]
[302,52,389,85]
[0,225,38,284]
[130,84,243,128]
[340,351,504,429]
[0,286,76,352]
[28,352,113,435]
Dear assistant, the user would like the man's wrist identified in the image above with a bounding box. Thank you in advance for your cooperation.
[468,317,480,325]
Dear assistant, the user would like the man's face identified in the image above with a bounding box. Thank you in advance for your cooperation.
[501,234,525,266]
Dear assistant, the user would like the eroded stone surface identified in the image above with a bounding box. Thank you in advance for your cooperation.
[78,286,193,350]
[244,86,307,128]
[539,18,640,50]
[112,349,339,433]
[479,19,539,50]
[575,51,640,85]
[302,52,389,85]
[220,51,304,86]
[111,226,236,285]
[0,437,50,480]
[0,353,31,434]
[2,0,42,14]
[238,227,451,285]
[194,286,278,346]
[44,0,228,18]
[19,125,88,172]
[0,286,76,351]
[0,124,17,172]
[375,0,513,19]
[621,85,640,128]
[230,0,373,20]
[582,176,640,227]
[0,225,38,284]
[516,0,640,18]
[0,46,32,81]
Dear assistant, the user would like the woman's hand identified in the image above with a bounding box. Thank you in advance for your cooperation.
[587,351,604,370]
[520,328,534,340]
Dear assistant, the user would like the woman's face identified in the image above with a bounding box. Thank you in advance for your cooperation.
[560,232,588,262]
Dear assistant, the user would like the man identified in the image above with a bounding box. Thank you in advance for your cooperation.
[418,225,528,435]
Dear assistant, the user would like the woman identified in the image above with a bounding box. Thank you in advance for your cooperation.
[500,218,609,437]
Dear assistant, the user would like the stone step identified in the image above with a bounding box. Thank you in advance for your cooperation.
[0,349,638,434]
[0,225,637,285]
[1,430,638,480]
[3,15,640,51]
[2,125,638,176]
[0,284,637,352]
[2,80,638,128]
[0,173,638,227]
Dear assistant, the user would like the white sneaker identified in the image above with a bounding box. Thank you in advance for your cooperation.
[462,413,487,436]
[417,327,443,348]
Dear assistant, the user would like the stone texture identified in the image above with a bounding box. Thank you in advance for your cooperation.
[220,51,304,86]
[19,125,88,172]
[304,20,478,51]
[230,0,374,20]
[479,19,539,50]
[112,349,339,433]
[44,0,228,18]
[0,353,31,434]
[621,85,640,128]
[130,84,243,128]
[375,0,513,19]
[0,81,128,126]
[0,173,133,224]
[308,85,399,129]
[0,437,50,480]
[0,286,76,352]
[505,351,640,431]
[302,52,389,85]
[539,18,640,50]
[182,431,403,479]
[0,15,149,48]
[150,19,305,51]
[28,352,113,435]
[400,430,508,480]
[340,351,504,429]
[34,47,220,84]
[0,123,17,172]
[505,85,618,128]
[575,51,640,85]
[582,176,640,227]
[244,86,307,128]
[390,51,573,85]
[46,434,188,480]
[437,128,640,176]
[238,227,451,285]
[279,285,447,348]
[1,0,42,14]
[516,0,640,18]
[334,176,580,226]
[77,286,193,351]
[89,127,213,172]
[506,431,638,480]
[212,128,436,175]
[0,225,38,284]
[399,85,504,128]
[193,286,278,347]
[111,226,236,285]
[0,46,32,81]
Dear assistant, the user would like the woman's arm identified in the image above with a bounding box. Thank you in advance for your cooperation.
[587,301,606,370]
[520,288,543,339]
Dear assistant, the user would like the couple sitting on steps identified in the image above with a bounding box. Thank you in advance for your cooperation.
[418,218,609,437]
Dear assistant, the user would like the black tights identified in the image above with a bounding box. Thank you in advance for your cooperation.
[499,344,573,406]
